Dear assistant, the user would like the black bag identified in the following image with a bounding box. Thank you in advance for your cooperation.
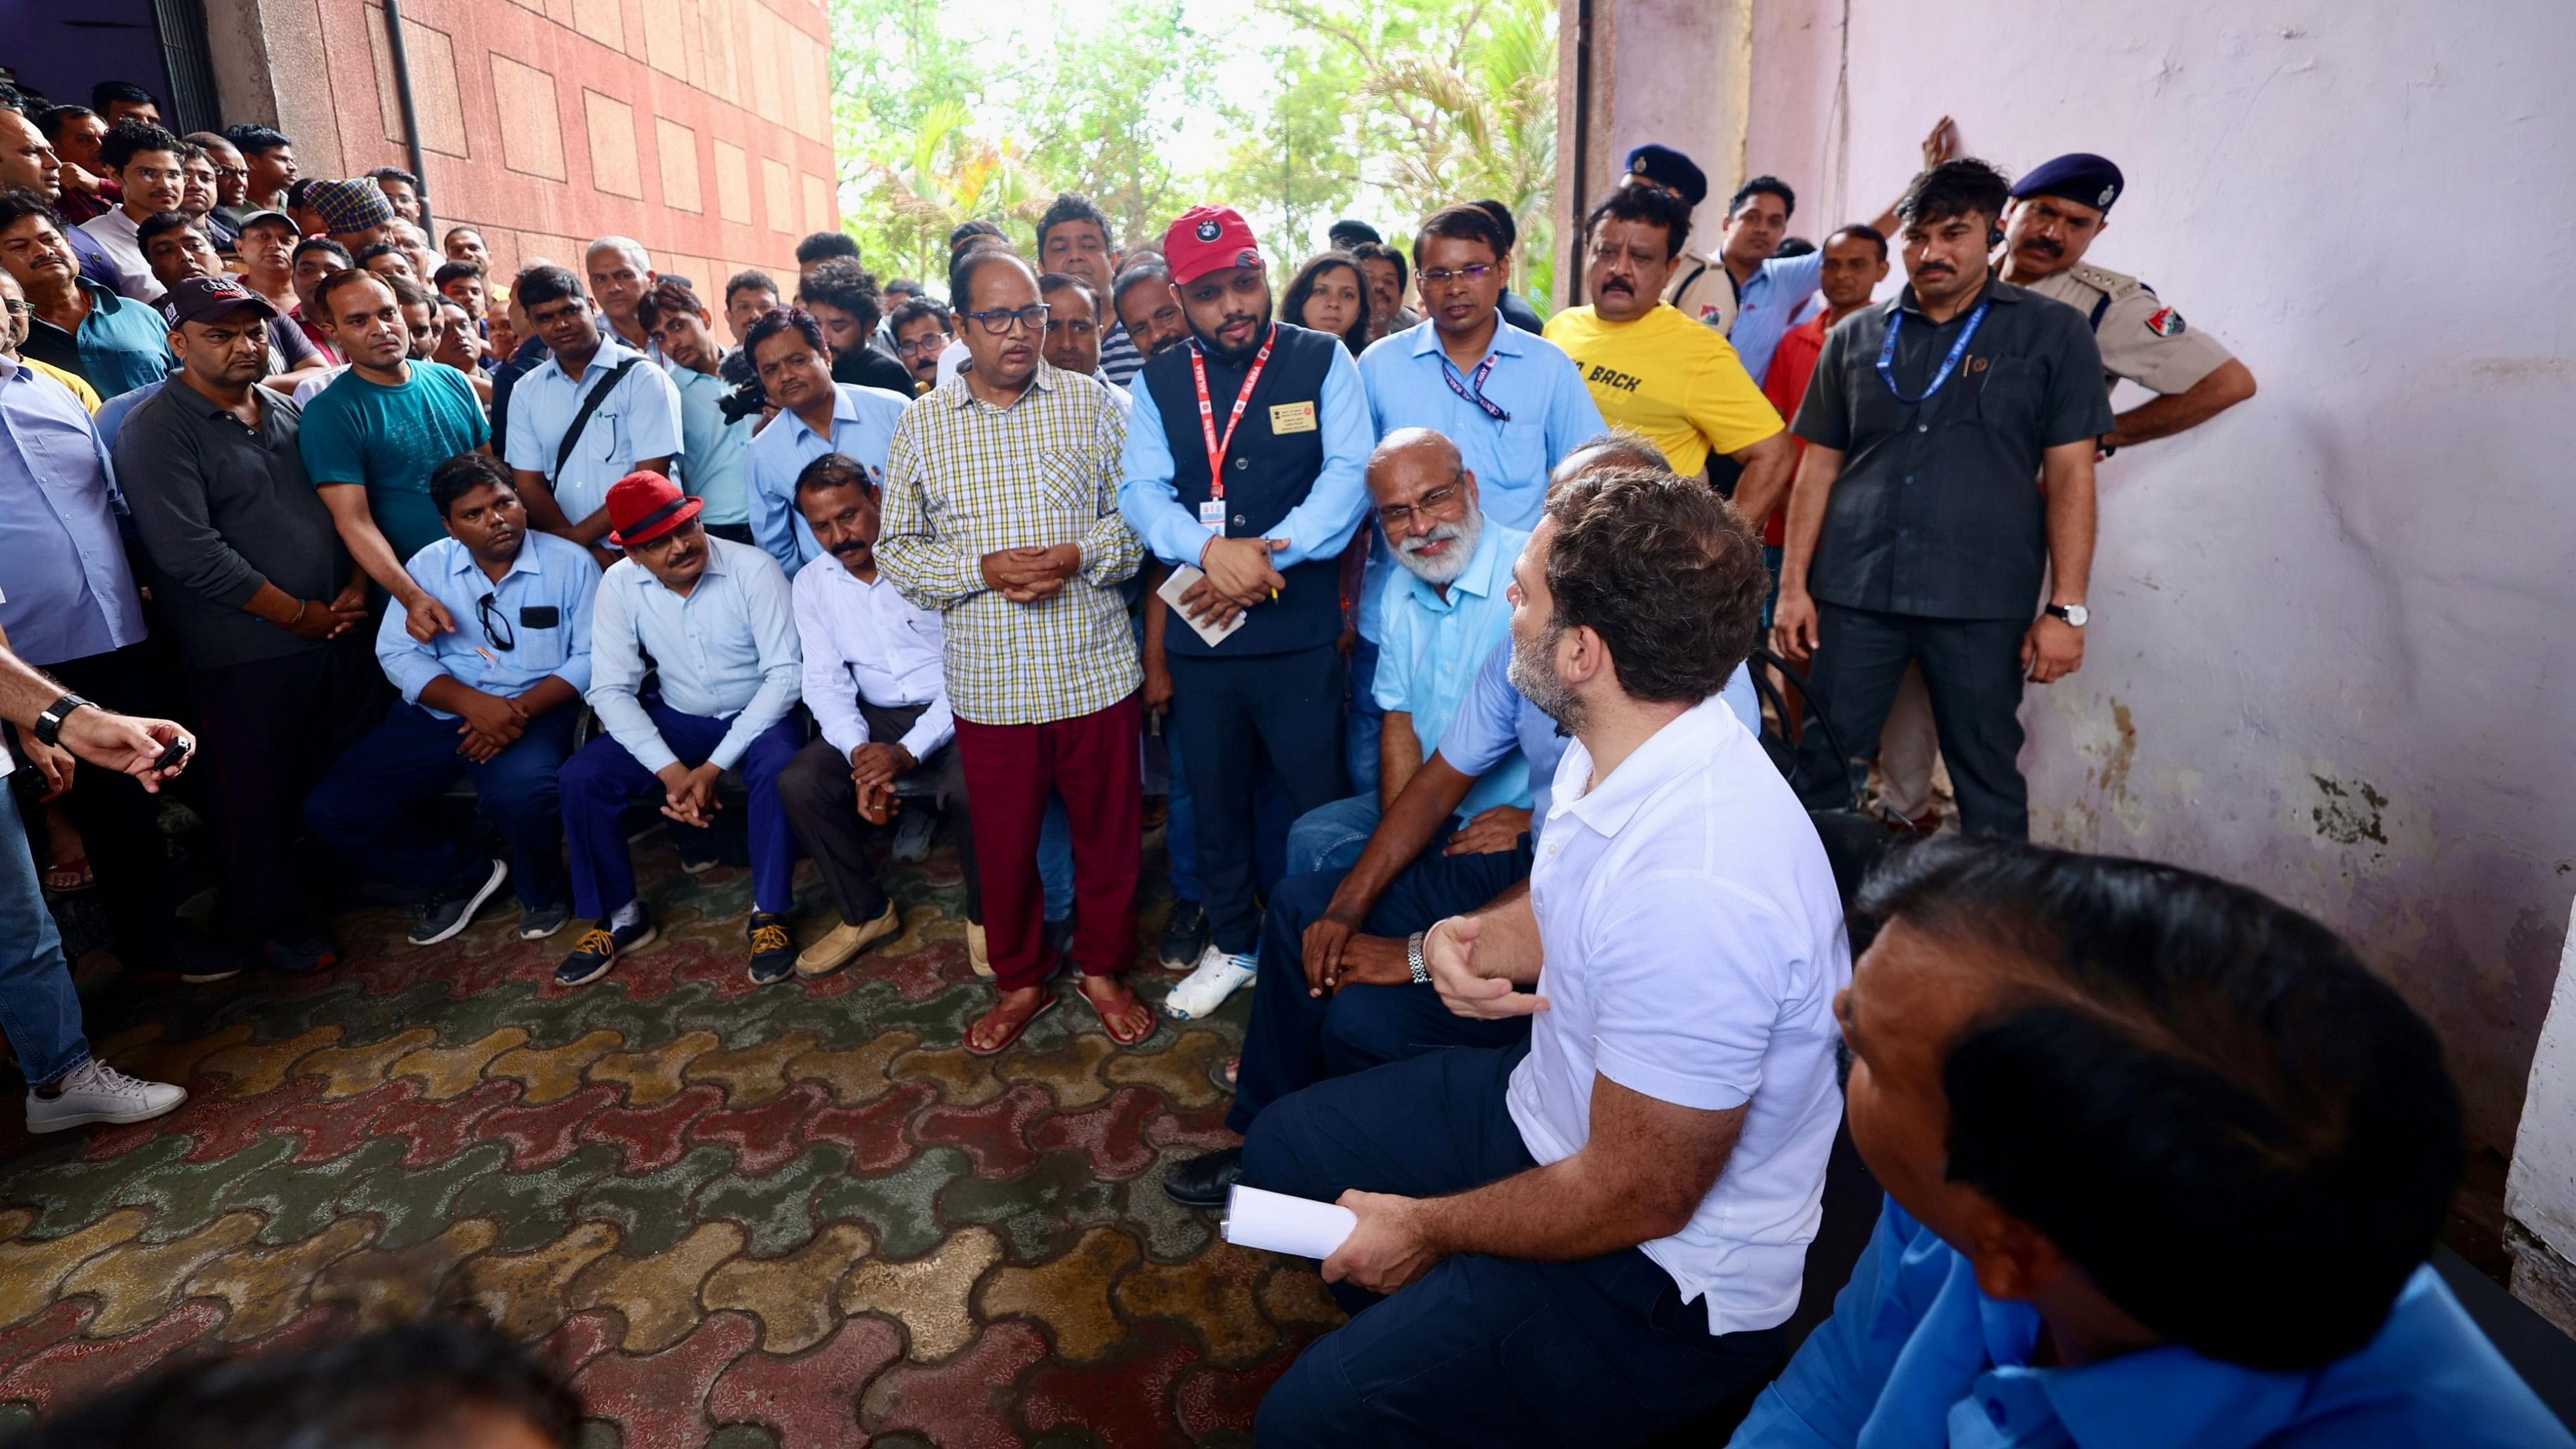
[552,358,643,481]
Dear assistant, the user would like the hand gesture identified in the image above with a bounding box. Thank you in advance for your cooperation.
[657,761,725,827]
[849,741,913,795]
[56,709,191,793]
[289,596,367,640]
[1923,116,1960,169]
[454,690,529,763]
[2022,614,2086,683]
[1442,805,1531,857]
[405,590,459,643]
[1321,1191,1442,1295]
[1426,915,1546,1020]
[1302,909,1360,996]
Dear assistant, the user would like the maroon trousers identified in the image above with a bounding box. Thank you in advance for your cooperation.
[952,694,1143,990]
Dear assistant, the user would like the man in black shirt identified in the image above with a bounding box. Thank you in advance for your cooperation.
[1771,160,2113,839]
[797,258,916,397]
[114,277,382,968]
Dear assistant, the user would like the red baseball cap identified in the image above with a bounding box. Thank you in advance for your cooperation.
[605,470,703,550]
[1163,206,1266,288]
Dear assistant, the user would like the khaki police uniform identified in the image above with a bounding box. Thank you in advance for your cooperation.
[2023,262,2234,395]
[1662,248,1738,335]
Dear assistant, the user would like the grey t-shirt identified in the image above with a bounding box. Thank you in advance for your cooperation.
[112,381,353,670]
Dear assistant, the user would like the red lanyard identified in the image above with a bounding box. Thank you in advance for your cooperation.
[1191,324,1276,501]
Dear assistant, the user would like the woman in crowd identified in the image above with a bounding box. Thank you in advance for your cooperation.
[1282,250,1373,355]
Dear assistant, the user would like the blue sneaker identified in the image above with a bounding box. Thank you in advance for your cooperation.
[554,914,655,986]
[262,936,339,976]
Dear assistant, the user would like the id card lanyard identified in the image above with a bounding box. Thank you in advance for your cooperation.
[1876,300,1991,405]
[1192,324,1278,532]
[1441,353,1511,423]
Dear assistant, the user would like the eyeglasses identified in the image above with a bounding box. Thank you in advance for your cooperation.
[962,304,1049,335]
[1378,483,1465,532]
[212,165,249,181]
[1417,264,1498,288]
[894,335,946,357]
[475,593,515,651]
[1044,317,1097,338]
[1,300,28,317]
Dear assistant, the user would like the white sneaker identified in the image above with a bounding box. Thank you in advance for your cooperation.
[26,1058,188,1134]
[1164,945,1256,1020]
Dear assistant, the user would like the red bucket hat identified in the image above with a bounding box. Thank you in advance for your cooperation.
[1162,206,1266,288]
[605,470,703,550]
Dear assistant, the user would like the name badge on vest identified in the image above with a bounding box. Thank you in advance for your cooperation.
[1268,400,1318,434]
[1198,498,1227,535]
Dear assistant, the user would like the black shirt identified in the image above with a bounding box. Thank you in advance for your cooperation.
[834,341,917,398]
[112,381,352,670]
[1793,279,2112,620]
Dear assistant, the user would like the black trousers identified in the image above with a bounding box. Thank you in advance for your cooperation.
[1167,645,1349,954]
[33,647,182,965]
[1791,602,2031,838]
[1244,1044,1786,1446]
[190,635,386,940]
[777,702,978,927]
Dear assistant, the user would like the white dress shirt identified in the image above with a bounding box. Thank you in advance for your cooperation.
[586,536,801,773]
[79,209,159,302]
[791,550,953,761]
[1508,692,1851,1337]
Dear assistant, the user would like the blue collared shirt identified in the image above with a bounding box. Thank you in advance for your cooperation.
[1117,341,1375,570]
[745,382,910,577]
[1373,517,1531,820]
[20,281,172,401]
[379,532,602,718]
[91,377,164,452]
[502,335,687,524]
[1728,250,1826,386]
[0,360,147,666]
[1352,317,1604,640]
[1730,1200,2575,1449]
[586,536,802,774]
[666,360,753,528]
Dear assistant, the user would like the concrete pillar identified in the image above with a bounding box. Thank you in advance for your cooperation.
[200,0,348,176]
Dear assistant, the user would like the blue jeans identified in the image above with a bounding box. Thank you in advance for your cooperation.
[305,702,577,908]
[560,705,802,919]
[1282,792,1381,879]
[1244,1045,1785,1445]
[0,787,88,1085]
[1345,638,1383,797]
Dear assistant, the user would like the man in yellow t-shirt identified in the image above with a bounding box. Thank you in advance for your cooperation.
[1545,186,1793,525]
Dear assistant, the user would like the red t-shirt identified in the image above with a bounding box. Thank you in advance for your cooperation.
[1758,310,1833,546]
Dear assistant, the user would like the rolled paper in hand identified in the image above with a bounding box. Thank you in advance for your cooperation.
[1222,1184,1358,1259]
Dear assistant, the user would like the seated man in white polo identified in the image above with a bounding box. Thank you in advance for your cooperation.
[1244,466,1849,1445]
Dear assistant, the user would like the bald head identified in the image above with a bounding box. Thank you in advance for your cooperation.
[1553,429,1669,488]
[1368,428,1484,584]
[1366,427,1466,502]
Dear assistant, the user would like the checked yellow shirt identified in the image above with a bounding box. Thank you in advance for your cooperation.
[876,362,1144,725]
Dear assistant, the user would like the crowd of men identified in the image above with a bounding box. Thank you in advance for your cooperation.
[0,73,2561,1448]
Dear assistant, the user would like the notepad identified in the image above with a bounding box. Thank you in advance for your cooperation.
[1157,564,1249,648]
[1222,1185,1358,1259]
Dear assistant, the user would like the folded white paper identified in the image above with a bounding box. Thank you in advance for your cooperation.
[1156,564,1250,648]
[1222,1184,1358,1259]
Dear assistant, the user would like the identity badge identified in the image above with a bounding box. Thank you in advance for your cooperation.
[1268,401,1318,434]
[1199,498,1227,534]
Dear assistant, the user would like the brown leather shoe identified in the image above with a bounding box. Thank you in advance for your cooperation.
[795,901,900,976]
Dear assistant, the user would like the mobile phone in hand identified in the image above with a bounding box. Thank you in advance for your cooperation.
[152,736,193,774]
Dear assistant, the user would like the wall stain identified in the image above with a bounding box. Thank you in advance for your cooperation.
[2312,775,2390,849]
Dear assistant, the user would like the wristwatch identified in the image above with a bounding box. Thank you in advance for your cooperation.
[2045,603,2090,628]
[31,695,91,747]
[1406,930,1431,986]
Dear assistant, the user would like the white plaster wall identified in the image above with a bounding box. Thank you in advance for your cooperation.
[1734,0,2576,1152]
[2508,903,2576,1276]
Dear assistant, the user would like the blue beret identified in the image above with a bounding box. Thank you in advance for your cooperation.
[2011,153,2124,214]
[1624,144,1708,209]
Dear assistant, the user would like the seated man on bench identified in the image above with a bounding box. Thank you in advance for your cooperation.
[1731,837,2573,1449]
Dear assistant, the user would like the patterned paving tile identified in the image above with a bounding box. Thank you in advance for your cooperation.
[0,837,1329,1440]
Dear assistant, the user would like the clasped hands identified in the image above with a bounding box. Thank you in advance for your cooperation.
[655,760,726,829]
[1179,536,1289,628]
[849,741,914,825]
[452,690,533,763]
[980,542,1083,604]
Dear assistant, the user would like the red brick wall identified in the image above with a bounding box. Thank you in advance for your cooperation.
[271,0,835,294]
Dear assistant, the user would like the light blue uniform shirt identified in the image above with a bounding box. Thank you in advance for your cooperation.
[665,361,753,528]
[1353,317,1604,640]
[745,382,909,577]
[378,532,602,719]
[1373,517,1531,821]
[1118,338,1375,569]
[1438,639,1759,837]
[1727,250,1826,387]
[502,335,687,525]
[92,377,165,452]
[586,536,801,775]
[1731,1199,2574,1449]
[0,361,147,666]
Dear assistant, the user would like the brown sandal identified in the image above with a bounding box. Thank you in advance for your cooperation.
[1077,976,1159,1047]
[964,989,1058,1056]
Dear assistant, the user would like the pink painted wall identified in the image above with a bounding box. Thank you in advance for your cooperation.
[1734,0,2576,1149]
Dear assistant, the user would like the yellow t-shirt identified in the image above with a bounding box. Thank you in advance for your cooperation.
[23,357,102,414]
[1543,303,1783,476]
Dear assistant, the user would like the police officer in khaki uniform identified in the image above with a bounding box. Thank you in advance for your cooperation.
[1996,152,2259,449]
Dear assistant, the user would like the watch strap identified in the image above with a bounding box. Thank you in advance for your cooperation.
[1406,930,1431,986]
[31,695,91,747]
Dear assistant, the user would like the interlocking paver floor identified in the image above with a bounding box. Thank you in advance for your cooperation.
[0,828,1336,1446]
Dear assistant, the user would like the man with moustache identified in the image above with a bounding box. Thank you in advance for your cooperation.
[0,192,172,399]
[1118,206,1374,1020]
[221,124,295,214]
[887,296,953,394]
[777,454,976,980]
[1111,260,1189,360]
[305,455,601,946]
[1772,160,2112,841]
[0,106,128,296]
[1037,272,1130,414]
[555,471,803,987]
[504,264,685,566]
[743,306,908,576]
[136,213,327,386]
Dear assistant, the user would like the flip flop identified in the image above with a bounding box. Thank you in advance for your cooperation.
[43,857,93,893]
[1078,976,1159,1048]
[964,990,1059,1057]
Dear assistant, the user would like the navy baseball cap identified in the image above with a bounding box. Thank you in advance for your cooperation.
[1623,144,1708,208]
[2012,153,2125,214]
[160,275,279,327]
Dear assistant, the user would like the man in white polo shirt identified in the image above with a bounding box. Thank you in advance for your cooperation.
[1242,465,1850,1445]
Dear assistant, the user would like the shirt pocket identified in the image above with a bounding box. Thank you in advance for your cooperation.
[512,604,570,674]
[1497,415,1549,491]
[1969,357,2043,437]
[585,403,627,466]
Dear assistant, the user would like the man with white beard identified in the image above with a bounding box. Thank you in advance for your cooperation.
[1277,428,1533,881]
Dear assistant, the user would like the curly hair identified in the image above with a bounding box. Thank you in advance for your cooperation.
[1540,467,1766,701]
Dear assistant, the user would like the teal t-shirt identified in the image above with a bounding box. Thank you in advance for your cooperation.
[297,361,491,564]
